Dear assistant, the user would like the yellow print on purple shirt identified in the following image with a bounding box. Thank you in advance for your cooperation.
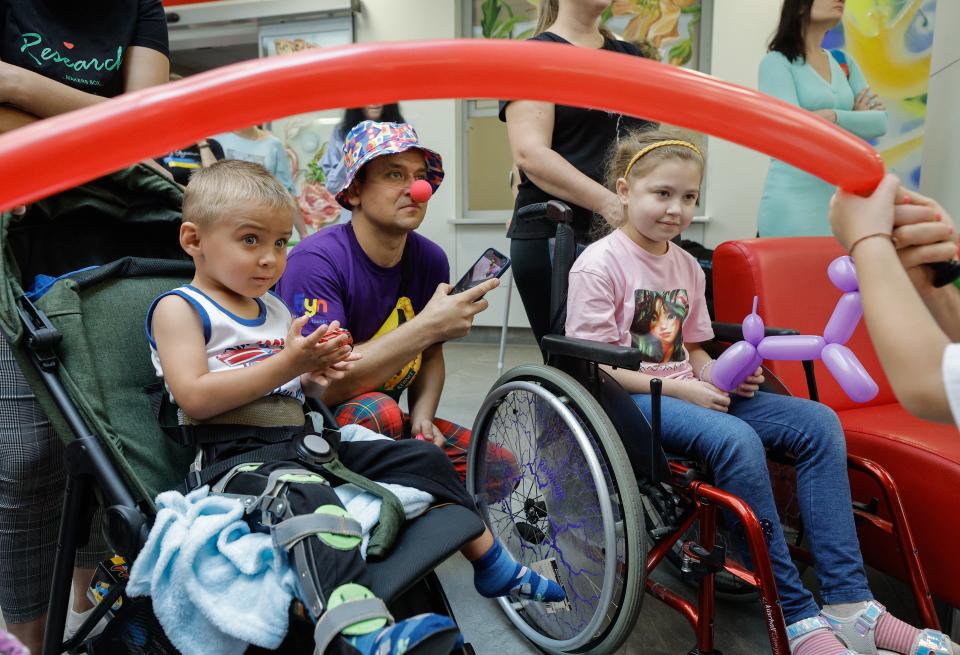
[370,296,421,394]
[631,289,689,364]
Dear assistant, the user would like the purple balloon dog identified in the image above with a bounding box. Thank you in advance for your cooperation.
[711,256,879,403]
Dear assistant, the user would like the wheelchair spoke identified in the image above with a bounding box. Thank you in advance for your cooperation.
[470,368,648,653]
[480,386,623,639]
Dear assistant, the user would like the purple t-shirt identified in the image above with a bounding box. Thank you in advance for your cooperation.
[276,222,449,345]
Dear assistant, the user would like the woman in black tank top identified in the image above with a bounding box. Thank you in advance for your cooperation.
[499,0,655,347]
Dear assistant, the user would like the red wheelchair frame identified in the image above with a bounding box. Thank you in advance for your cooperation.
[636,345,940,655]
[647,452,938,655]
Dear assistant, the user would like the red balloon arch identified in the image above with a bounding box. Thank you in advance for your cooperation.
[0,39,883,211]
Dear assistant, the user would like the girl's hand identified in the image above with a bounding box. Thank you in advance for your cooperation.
[409,416,445,448]
[734,367,764,398]
[676,379,731,413]
[829,174,899,251]
[285,317,353,373]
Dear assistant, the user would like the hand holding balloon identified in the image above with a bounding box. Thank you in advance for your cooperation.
[830,174,960,288]
[710,297,764,392]
[733,367,765,399]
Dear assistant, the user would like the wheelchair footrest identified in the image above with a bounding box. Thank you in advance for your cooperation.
[679,542,727,583]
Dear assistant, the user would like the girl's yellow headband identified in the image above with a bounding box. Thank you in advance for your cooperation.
[623,140,703,178]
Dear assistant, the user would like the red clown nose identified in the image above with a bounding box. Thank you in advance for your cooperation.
[409,179,433,203]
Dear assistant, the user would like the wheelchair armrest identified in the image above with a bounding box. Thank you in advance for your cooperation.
[710,322,799,343]
[541,334,642,371]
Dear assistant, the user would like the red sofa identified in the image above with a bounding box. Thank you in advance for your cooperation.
[713,237,960,609]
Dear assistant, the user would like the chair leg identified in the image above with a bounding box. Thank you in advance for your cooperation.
[644,481,790,655]
[846,455,939,630]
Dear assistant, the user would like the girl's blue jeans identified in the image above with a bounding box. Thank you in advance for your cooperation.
[631,390,871,624]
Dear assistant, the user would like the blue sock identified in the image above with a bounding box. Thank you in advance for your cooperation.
[472,539,566,602]
[347,613,459,655]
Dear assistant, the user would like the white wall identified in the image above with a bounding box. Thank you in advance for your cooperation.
[700,0,781,247]
[920,0,959,217]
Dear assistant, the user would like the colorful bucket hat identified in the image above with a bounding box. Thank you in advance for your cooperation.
[334,120,444,209]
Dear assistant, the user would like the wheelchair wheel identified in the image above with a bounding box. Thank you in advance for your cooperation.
[468,365,647,654]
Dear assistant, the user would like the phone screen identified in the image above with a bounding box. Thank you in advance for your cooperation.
[451,248,511,294]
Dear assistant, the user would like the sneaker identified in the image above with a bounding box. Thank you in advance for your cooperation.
[64,605,109,642]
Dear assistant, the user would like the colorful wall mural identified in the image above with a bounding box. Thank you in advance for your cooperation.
[827,0,937,190]
[473,0,705,69]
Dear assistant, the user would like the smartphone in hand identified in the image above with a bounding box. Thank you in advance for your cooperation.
[450,247,511,294]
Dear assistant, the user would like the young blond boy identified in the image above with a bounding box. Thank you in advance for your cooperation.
[147,160,563,655]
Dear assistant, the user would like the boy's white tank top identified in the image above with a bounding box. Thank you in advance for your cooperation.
[147,285,304,404]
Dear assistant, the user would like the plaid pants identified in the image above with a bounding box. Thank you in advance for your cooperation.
[333,392,517,488]
[0,334,107,623]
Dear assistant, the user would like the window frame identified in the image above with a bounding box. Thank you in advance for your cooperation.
[458,0,714,222]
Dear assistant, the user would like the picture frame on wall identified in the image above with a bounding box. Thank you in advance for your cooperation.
[460,0,713,221]
[258,16,353,58]
[258,17,354,235]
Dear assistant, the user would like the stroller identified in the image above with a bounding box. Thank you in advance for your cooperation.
[0,165,484,655]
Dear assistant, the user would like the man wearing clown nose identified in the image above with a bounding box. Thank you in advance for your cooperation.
[277,120,510,484]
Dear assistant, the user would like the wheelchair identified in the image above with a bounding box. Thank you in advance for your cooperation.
[466,201,938,655]
[0,166,484,655]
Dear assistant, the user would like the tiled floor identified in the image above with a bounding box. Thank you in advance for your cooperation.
[436,339,934,655]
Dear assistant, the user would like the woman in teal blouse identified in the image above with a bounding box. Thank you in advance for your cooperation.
[757,0,887,237]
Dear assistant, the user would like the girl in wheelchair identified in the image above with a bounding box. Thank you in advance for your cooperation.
[140,160,564,655]
[564,129,956,655]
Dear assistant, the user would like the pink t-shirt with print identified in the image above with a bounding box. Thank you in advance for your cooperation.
[565,229,713,380]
